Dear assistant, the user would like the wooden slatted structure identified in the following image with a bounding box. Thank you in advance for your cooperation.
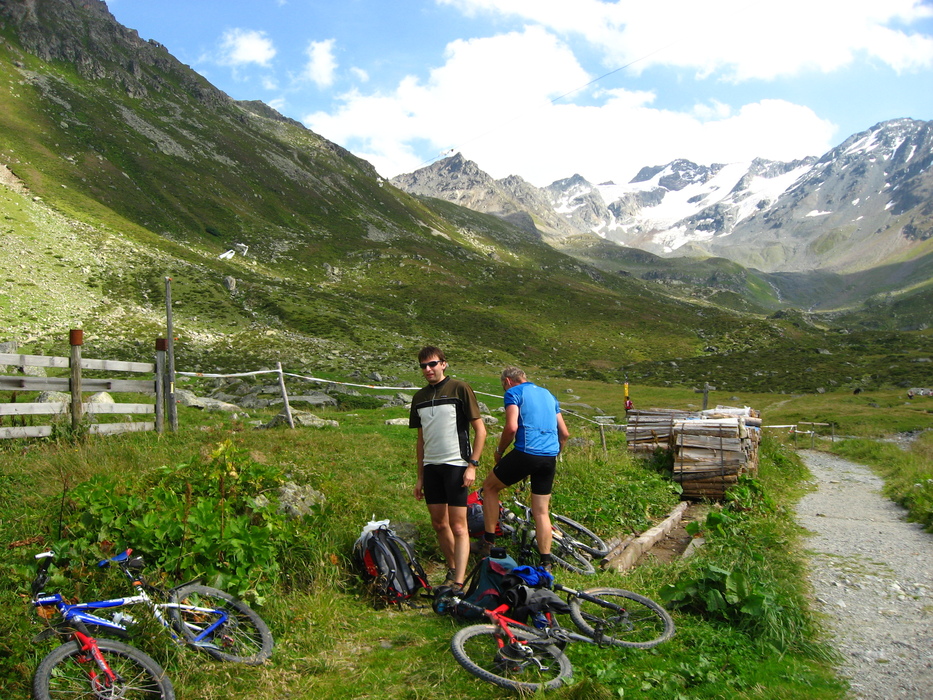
[627,406,761,501]
[625,409,697,454]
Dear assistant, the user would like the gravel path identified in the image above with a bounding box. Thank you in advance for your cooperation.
[796,450,933,699]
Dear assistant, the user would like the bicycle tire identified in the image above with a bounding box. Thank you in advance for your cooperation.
[503,513,597,574]
[450,624,572,692]
[552,514,609,558]
[549,541,596,575]
[568,587,675,648]
[33,638,174,700]
[169,584,273,664]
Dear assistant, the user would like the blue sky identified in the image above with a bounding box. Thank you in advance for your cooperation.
[106,0,933,186]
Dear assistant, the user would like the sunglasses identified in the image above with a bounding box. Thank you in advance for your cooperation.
[419,360,442,369]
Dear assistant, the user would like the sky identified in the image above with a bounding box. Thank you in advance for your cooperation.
[105,0,933,187]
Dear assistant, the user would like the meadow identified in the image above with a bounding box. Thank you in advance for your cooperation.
[1,373,932,699]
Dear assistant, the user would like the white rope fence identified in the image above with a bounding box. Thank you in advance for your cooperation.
[176,368,609,426]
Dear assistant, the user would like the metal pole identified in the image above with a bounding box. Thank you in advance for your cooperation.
[165,278,178,431]
[155,338,166,433]
[69,329,83,431]
[277,362,295,429]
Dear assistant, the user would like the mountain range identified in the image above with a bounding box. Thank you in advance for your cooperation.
[391,119,933,311]
[0,0,931,394]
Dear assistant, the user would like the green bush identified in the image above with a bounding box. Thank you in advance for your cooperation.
[57,440,322,601]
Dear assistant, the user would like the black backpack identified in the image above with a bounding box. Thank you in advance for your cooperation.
[435,552,518,619]
[353,522,431,607]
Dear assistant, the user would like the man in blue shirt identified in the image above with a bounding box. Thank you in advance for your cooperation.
[480,366,569,569]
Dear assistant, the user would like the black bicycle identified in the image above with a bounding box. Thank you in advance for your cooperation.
[441,580,675,692]
[482,485,609,574]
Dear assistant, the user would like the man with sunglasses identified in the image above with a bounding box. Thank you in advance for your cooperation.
[409,346,486,589]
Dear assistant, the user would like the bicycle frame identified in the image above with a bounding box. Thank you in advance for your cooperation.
[32,550,232,650]
[450,593,593,649]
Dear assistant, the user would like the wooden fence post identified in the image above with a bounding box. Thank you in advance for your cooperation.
[599,423,607,457]
[165,277,178,431]
[69,329,83,431]
[155,338,166,433]
[277,362,295,429]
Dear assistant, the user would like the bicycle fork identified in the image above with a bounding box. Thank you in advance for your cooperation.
[72,629,120,692]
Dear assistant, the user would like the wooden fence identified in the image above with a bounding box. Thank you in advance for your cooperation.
[0,330,170,440]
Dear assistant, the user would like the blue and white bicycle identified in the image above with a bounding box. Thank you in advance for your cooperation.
[31,551,175,700]
[32,548,273,669]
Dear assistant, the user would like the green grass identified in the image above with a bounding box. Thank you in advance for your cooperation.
[0,390,851,700]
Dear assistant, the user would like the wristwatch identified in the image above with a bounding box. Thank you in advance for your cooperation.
[467,459,479,466]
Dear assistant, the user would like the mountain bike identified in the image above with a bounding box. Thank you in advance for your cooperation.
[482,484,609,574]
[31,548,273,665]
[442,580,674,692]
[31,552,175,700]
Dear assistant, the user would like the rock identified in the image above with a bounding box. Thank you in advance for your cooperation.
[36,391,70,404]
[258,410,338,429]
[174,389,239,412]
[481,415,499,426]
[87,391,114,403]
[276,392,337,407]
[381,392,413,408]
[384,418,409,426]
[222,275,236,291]
[276,482,325,519]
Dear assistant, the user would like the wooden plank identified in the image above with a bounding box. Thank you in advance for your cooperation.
[0,353,69,369]
[673,463,742,474]
[676,447,747,462]
[85,403,154,415]
[0,353,153,374]
[89,422,155,435]
[0,425,53,439]
[0,377,155,393]
[79,358,155,373]
[0,403,68,416]
[0,403,153,416]
[675,435,744,450]
[673,473,739,483]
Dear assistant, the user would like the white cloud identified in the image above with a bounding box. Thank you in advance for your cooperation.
[303,39,338,88]
[304,24,837,185]
[437,0,933,80]
[350,66,370,83]
[217,29,276,67]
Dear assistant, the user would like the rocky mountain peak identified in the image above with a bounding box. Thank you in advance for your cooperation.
[1,0,228,105]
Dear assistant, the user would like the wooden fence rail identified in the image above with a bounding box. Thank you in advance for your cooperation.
[0,330,163,440]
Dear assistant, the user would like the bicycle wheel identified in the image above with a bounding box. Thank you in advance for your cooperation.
[568,587,675,648]
[34,638,174,700]
[549,536,597,575]
[450,624,572,692]
[169,584,273,664]
[552,514,609,558]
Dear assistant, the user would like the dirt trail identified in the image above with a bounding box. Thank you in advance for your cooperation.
[796,450,933,699]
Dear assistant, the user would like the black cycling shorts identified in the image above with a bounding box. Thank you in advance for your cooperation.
[422,463,468,507]
[493,449,556,496]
